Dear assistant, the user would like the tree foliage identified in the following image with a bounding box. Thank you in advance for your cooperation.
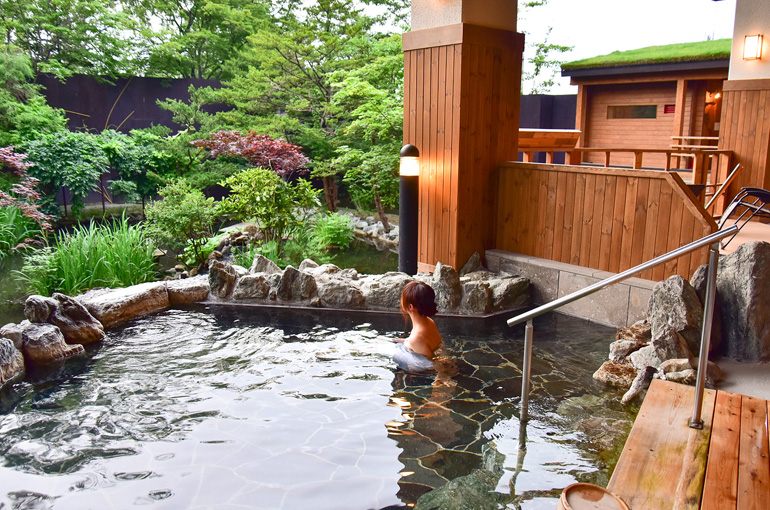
[0,49,66,147]
[191,130,310,178]
[0,0,136,78]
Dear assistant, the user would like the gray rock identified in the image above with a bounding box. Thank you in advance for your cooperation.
[277,266,318,301]
[488,276,530,311]
[306,263,341,277]
[628,324,692,371]
[648,275,703,355]
[209,260,238,299]
[593,360,637,388]
[24,295,57,323]
[340,268,358,280]
[690,264,723,353]
[298,258,319,271]
[432,262,461,312]
[354,220,368,229]
[232,274,270,300]
[622,365,657,404]
[0,323,23,350]
[317,280,365,309]
[615,320,651,345]
[166,275,210,304]
[249,254,281,275]
[21,323,84,366]
[664,368,697,385]
[361,272,413,309]
[713,241,770,361]
[48,293,105,344]
[460,281,492,314]
[77,282,169,329]
[0,337,24,389]
[231,264,249,278]
[658,358,722,387]
[609,340,642,362]
[459,252,483,276]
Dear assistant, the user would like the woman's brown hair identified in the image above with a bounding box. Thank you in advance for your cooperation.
[400,281,438,320]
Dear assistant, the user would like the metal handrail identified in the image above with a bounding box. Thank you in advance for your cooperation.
[508,224,739,428]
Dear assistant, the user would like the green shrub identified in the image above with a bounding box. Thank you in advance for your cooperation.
[312,212,354,250]
[145,180,219,267]
[218,167,319,257]
[16,215,158,296]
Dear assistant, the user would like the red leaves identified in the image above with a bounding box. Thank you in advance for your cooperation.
[0,146,33,176]
[191,130,310,177]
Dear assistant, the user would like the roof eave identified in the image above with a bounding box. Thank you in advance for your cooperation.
[561,58,730,79]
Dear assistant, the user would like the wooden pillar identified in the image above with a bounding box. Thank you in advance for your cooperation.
[575,84,588,147]
[403,23,524,271]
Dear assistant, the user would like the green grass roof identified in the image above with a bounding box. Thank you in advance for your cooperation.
[562,39,732,71]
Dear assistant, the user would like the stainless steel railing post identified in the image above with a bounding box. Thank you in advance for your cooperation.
[520,320,534,424]
[689,242,720,429]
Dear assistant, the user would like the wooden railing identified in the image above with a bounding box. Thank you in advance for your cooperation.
[495,162,718,280]
[516,147,734,215]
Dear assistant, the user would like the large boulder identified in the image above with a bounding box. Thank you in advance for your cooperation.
[166,275,210,304]
[488,276,530,311]
[21,323,84,365]
[460,281,492,314]
[361,272,413,309]
[48,293,105,344]
[249,254,281,275]
[432,262,461,312]
[277,266,317,301]
[648,275,703,355]
[459,252,484,276]
[0,323,23,350]
[690,265,723,353]
[713,241,770,361]
[0,338,24,389]
[317,280,365,309]
[209,260,238,299]
[232,274,270,300]
[24,295,57,323]
[77,282,170,328]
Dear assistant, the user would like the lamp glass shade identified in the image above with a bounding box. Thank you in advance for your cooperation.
[744,34,762,60]
[400,157,420,176]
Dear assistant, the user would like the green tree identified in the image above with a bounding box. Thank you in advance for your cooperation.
[145,180,218,266]
[330,34,402,227]
[128,0,269,79]
[0,48,66,147]
[0,0,135,78]
[519,1,573,94]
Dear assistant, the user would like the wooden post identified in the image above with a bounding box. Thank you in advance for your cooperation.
[403,14,524,271]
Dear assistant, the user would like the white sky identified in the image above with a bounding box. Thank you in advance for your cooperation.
[518,0,737,94]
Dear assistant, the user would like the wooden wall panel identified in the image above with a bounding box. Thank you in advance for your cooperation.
[404,24,524,271]
[495,163,717,280]
[719,81,770,205]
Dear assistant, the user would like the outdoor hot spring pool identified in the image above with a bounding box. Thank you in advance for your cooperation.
[0,304,636,509]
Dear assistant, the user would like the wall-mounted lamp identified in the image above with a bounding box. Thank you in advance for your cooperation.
[743,34,763,60]
[399,144,420,275]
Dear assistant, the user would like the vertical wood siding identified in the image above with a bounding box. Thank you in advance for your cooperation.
[496,163,717,280]
[719,82,770,201]
[404,25,523,270]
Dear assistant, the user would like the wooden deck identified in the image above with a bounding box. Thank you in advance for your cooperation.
[607,379,769,509]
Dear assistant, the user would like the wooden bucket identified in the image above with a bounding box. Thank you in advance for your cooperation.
[556,483,630,510]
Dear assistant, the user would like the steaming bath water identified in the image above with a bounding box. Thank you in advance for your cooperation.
[0,304,632,509]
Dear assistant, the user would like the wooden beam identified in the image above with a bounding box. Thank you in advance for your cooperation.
[575,84,588,147]
[674,79,687,139]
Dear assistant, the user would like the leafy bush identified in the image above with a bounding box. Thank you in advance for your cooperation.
[145,180,219,267]
[182,231,228,267]
[16,215,158,296]
[26,131,110,217]
[218,167,319,256]
[312,212,354,250]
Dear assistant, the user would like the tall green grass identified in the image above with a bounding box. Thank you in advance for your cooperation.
[16,215,158,296]
[0,206,41,260]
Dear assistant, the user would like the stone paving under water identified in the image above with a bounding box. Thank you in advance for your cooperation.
[0,304,633,509]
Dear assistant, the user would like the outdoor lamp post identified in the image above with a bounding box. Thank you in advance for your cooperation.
[399,144,420,275]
